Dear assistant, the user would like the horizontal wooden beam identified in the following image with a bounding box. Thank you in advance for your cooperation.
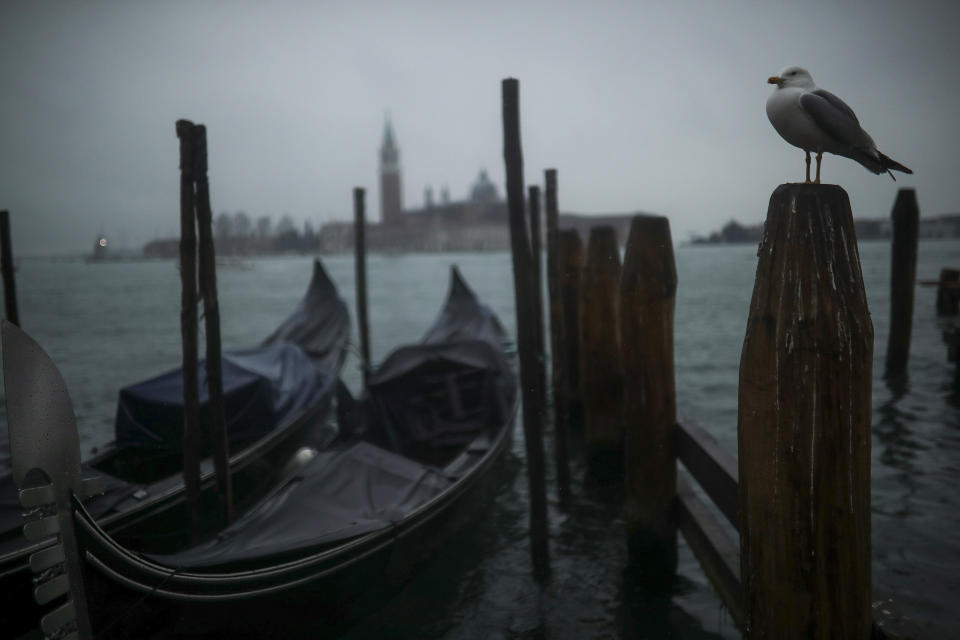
[675,474,742,627]
[674,420,738,531]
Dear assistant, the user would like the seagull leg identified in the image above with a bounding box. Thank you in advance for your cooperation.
[814,152,823,184]
[805,151,811,183]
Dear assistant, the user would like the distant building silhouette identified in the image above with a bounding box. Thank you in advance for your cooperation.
[379,118,403,225]
[316,120,639,252]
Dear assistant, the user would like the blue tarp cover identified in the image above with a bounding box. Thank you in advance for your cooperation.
[114,343,332,451]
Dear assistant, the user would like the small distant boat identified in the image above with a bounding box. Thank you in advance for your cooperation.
[0,258,349,637]
[3,266,518,639]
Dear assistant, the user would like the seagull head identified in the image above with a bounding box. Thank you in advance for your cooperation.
[767,66,815,89]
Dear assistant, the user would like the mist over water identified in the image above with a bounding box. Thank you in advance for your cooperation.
[1,240,957,637]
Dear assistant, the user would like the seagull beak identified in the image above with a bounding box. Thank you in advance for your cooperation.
[768,76,784,87]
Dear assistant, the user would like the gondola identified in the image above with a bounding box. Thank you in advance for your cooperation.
[3,266,517,639]
[0,258,349,637]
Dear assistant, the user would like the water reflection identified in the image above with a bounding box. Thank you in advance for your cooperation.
[874,375,925,479]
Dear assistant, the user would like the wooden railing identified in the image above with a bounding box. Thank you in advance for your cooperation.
[673,420,741,624]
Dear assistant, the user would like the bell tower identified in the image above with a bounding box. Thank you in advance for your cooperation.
[379,118,403,225]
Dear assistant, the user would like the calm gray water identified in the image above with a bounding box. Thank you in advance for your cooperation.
[1,240,957,638]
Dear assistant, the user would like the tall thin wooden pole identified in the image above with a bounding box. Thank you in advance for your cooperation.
[558,229,584,432]
[502,78,549,578]
[579,225,624,465]
[175,119,203,541]
[739,184,872,638]
[528,185,548,415]
[544,169,571,499]
[354,187,371,385]
[621,215,677,581]
[0,211,19,327]
[885,188,919,378]
[193,124,234,525]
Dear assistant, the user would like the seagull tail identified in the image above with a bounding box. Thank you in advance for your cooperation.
[878,152,913,181]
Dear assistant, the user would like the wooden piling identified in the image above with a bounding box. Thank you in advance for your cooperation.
[885,188,919,378]
[739,184,873,638]
[528,185,548,415]
[502,78,549,577]
[558,229,584,432]
[544,169,571,498]
[1,210,19,327]
[579,225,624,462]
[937,268,959,316]
[354,187,371,385]
[620,215,677,578]
[193,124,234,524]
[175,119,203,541]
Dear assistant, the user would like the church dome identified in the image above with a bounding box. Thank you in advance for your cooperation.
[470,169,499,203]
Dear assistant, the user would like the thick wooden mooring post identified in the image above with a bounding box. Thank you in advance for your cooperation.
[175,120,203,541]
[502,78,549,577]
[580,225,624,463]
[558,229,584,432]
[621,215,677,579]
[739,184,873,638]
[1,210,19,327]
[884,188,919,378]
[193,124,234,525]
[544,169,571,498]
[354,187,371,385]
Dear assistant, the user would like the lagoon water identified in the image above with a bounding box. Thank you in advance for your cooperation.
[1,239,958,638]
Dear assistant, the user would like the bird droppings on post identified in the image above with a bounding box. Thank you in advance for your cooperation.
[739,183,873,637]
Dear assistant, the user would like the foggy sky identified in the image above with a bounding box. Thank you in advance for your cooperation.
[2,0,958,255]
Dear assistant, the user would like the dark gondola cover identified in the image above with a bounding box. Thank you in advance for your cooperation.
[114,343,335,451]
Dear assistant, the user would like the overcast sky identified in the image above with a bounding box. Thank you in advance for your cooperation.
[2,0,958,255]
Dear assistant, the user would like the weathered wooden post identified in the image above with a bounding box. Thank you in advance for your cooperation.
[502,77,549,577]
[544,169,571,498]
[354,187,371,385]
[937,268,959,316]
[739,184,872,638]
[621,215,677,580]
[175,119,203,540]
[528,185,548,415]
[193,124,234,524]
[1,210,19,327]
[558,229,584,432]
[579,225,624,464]
[885,188,919,378]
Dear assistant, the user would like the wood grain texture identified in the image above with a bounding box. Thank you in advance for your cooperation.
[621,215,677,564]
[738,184,873,639]
[579,225,624,456]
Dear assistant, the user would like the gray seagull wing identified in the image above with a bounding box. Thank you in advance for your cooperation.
[799,89,868,147]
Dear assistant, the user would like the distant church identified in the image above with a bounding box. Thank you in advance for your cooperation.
[363,119,512,251]
[316,118,635,253]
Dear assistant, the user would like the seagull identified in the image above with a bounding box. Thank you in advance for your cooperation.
[766,66,913,183]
